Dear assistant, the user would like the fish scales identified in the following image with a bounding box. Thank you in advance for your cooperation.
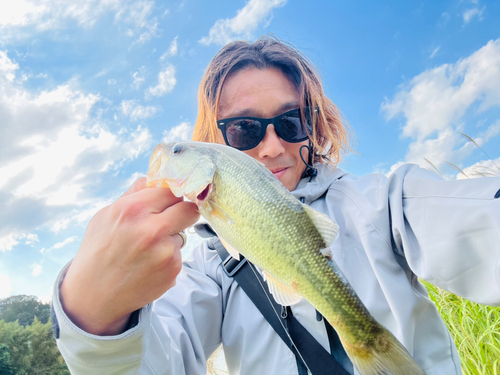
[147,141,426,375]
[200,145,378,342]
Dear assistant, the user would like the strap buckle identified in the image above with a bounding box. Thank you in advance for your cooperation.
[222,255,247,277]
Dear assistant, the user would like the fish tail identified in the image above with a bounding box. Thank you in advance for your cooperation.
[341,330,426,375]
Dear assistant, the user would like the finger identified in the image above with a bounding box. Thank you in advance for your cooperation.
[121,185,185,214]
[150,200,200,236]
[121,177,147,198]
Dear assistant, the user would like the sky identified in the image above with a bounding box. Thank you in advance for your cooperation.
[0,0,499,302]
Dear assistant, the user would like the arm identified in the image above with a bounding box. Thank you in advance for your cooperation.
[388,164,500,305]
[53,177,222,374]
[53,242,224,375]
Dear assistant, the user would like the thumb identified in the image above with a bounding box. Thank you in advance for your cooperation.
[121,177,148,198]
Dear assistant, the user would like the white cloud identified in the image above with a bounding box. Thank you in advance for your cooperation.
[0,0,117,30]
[121,99,159,121]
[457,157,500,179]
[52,236,78,249]
[162,121,193,143]
[146,64,176,97]
[25,233,39,245]
[430,46,440,59]
[50,197,113,234]
[0,0,159,44]
[0,50,153,252]
[108,79,117,85]
[132,66,146,89]
[199,0,287,46]
[0,0,47,28]
[31,263,42,277]
[373,160,406,177]
[381,39,500,167]
[94,68,109,78]
[463,7,484,24]
[0,234,23,252]
[0,233,39,252]
[118,0,159,45]
[0,273,13,298]
[0,51,19,81]
[160,36,178,60]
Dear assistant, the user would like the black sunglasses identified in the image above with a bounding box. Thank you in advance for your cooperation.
[217,107,317,151]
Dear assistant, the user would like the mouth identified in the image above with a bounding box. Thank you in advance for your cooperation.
[271,167,288,179]
[197,184,211,201]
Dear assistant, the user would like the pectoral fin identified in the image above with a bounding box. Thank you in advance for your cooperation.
[263,272,302,306]
[220,238,241,261]
[209,201,235,225]
[302,205,339,247]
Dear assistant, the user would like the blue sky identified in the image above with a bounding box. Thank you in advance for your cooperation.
[0,0,499,302]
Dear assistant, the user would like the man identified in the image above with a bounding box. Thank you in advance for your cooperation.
[53,36,500,374]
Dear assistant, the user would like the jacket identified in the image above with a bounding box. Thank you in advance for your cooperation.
[52,163,500,375]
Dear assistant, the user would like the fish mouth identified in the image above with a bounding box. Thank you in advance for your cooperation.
[197,183,211,201]
[185,182,213,204]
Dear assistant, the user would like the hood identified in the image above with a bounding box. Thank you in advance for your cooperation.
[292,163,348,205]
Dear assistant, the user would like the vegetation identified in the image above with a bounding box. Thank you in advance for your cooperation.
[0,295,51,327]
[0,295,69,375]
[423,281,500,374]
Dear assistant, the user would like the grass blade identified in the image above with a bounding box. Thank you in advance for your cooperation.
[445,161,470,179]
[460,132,500,172]
[424,158,447,180]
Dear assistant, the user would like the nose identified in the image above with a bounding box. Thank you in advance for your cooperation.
[257,124,285,159]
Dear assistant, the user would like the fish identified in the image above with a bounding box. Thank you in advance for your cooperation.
[147,141,426,375]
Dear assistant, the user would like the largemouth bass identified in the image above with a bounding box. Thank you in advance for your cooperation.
[147,141,425,375]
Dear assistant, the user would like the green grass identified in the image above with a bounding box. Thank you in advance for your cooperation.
[422,280,500,375]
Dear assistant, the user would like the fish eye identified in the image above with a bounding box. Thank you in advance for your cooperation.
[171,143,183,155]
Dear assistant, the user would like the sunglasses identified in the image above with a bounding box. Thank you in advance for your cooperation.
[217,107,317,151]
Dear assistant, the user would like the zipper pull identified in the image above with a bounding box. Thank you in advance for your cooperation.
[280,306,294,348]
[316,309,323,321]
[281,305,288,319]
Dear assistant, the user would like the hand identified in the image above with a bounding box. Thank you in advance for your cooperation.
[59,177,199,336]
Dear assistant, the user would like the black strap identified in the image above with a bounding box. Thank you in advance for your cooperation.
[208,237,351,375]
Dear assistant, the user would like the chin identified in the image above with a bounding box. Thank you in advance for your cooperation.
[281,179,296,192]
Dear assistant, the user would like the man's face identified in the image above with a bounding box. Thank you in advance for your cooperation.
[218,67,309,191]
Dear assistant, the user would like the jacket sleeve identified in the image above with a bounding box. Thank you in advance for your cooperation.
[52,242,224,375]
[387,164,500,306]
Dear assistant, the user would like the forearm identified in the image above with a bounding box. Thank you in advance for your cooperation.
[53,245,225,375]
[53,263,151,374]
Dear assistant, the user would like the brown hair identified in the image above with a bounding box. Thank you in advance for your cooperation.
[192,35,355,166]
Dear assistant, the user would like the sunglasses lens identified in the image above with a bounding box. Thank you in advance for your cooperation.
[278,110,311,142]
[226,119,262,149]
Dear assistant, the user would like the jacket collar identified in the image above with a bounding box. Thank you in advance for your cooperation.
[292,163,347,205]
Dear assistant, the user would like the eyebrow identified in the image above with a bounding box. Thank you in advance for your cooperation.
[223,101,301,119]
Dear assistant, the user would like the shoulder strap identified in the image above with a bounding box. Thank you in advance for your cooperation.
[208,237,351,375]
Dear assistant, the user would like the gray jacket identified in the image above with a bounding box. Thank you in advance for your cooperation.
[53,163,500,375]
